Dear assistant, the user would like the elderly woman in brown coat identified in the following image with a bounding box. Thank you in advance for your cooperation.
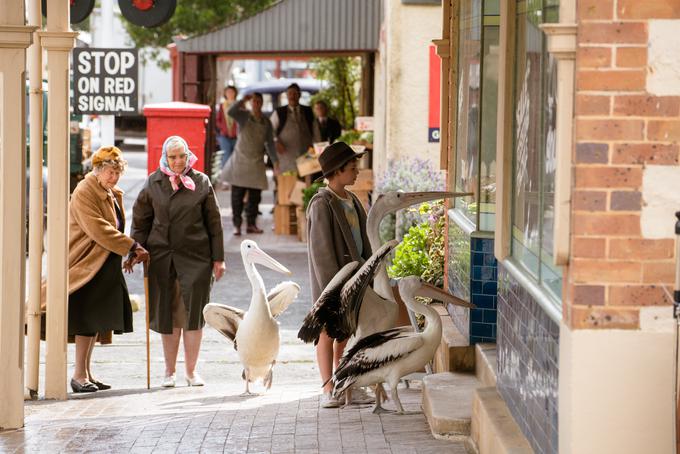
[131,135,225,388]
[68,146,148,393]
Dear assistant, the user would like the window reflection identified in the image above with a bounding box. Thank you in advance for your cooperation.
[511,0,561,299]
[454,0,499,231]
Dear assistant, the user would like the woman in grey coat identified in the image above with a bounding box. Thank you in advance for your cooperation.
[131,136,225,387]
[219,92,277,235]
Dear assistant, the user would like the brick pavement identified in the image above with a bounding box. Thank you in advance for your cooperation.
[3,154,469,453]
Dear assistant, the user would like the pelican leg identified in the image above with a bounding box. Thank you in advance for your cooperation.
[240,369,255,397]
[371,385,393,414]
[377,383,389,401]
[342,388,352,408]
[264,364,274,390]
[391,384,420,415]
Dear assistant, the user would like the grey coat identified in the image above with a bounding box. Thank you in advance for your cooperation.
[131,169,224,334]
[306,187,372,303]
[220,101,276,190]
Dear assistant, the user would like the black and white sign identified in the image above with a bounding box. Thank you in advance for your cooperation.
[73,48,138,115]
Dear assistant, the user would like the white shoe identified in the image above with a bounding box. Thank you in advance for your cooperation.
[350,387,375,405]
[161,374,176,388]
[320,392,340,408]
[186,373,205,387]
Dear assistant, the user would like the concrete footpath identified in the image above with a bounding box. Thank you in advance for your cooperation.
[1,152,468,453]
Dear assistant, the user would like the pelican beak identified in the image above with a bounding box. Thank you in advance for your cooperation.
[250,248,292,275]
[395,191,474,210]
[414,282,476,309]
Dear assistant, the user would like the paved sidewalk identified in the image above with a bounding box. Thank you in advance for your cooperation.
[3,153,468,453]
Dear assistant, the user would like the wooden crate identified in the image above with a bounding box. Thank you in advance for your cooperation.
[347,169,373,192]
[296,207,307,243]
[276,175,298,205]
[274,204,297,235]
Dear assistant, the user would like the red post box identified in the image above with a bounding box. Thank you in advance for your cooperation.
[143,101,211,175]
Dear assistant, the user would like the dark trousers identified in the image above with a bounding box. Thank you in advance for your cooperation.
[232,186,261,227]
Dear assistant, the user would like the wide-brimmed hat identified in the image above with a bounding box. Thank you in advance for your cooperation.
[318,141,367,179]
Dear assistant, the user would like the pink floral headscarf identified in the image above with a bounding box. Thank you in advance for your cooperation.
[159,136,198,191]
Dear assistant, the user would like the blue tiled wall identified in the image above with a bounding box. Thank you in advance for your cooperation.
[447,214,498,343]
[469,236,497,343]
[497,264,559,454]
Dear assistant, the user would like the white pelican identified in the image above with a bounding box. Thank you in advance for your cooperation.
[331,276,475,414]
[358,191,469,337]
[298,240,398,344]
[203,240,300,395]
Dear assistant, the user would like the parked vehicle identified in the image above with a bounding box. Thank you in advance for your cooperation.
[239,77,325,115]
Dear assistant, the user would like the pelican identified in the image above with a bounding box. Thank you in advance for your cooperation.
[358,191,470,337]
[331,276,475,414]
[203,240,300,395]
[298,240,398,345]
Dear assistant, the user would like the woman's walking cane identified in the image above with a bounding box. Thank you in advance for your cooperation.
[143,260,151,389]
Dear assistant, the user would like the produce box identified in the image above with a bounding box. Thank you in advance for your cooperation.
[296,206,307,243]
[296,153,321,177]
[288,180,307,207]
[276,174,298,205]
[347,169,373,192]
[274,205,297,235]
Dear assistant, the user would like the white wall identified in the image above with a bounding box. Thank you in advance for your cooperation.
[373,1,442,181]
[559,307,676,453]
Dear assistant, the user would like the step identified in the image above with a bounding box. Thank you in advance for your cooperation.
[422,372,481,439]
[475,343,497,387]
[433,305,475,373]
[471,387,533,454]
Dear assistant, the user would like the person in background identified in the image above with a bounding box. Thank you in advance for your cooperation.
[219,92,277,235]
[306,141,374,408]
[216,85,239,170]
[67,146,149,393]
[131,135,225,388]
[312,100,342,144]
[270,83,314,173]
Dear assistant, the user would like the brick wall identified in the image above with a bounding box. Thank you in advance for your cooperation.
[568,0,680,329]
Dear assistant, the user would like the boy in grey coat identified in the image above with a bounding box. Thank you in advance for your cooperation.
[306,142,372,408]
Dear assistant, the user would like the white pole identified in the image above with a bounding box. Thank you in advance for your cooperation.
[25,0,44,402]
[41,0,77,400]
[0,0,35,428]
[100,0,115,147]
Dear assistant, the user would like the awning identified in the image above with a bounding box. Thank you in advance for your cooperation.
[175,0,382,55]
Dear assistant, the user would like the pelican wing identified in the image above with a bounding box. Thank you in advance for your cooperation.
[203,303,244,348]
[267,281,301,318]
[337,240,399,340]
[297,261,360,344]
[333,328,424,394]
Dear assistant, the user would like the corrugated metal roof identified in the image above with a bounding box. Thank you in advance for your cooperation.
[175,0,381,54]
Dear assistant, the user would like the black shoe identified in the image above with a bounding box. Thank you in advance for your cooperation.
[246,225,264,234]
[234,226,242,236]
[90,379,111,390]
[71,378,98,393]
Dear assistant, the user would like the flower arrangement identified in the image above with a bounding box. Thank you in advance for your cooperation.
[376,157,446,242]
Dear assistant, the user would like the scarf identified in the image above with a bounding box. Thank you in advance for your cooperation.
[159,135,198,191]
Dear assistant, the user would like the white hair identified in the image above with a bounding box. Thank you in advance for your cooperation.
[165,137,187,153]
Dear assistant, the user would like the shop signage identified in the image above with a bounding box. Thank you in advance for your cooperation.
[428,44,441,143]
[73,48,139,115]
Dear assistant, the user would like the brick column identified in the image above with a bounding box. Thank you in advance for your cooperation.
[559,1,680,452]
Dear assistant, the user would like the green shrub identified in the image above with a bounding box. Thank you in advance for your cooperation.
[388,201,446,288]
[302,181,326,211]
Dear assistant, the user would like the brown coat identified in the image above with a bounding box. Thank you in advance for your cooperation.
[37,173,135,344]
[306,187,372,303]
[68,173,135,293]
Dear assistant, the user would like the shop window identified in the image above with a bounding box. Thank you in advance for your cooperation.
[510,0,561,299]
[453,0,500,231]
